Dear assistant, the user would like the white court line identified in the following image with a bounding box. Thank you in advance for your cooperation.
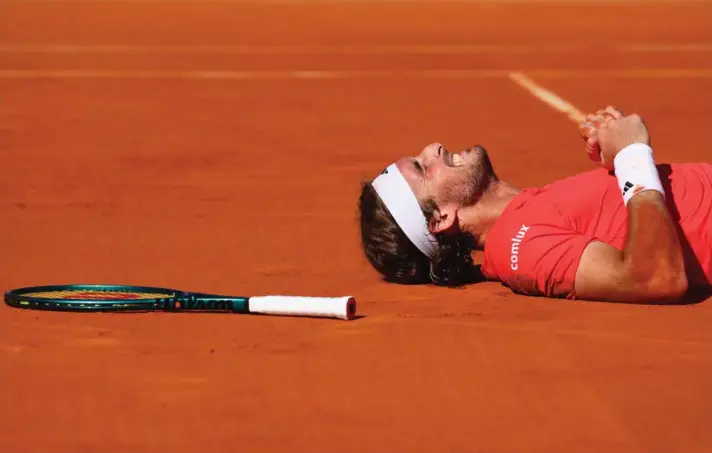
[0,44,554,55]
[0,69,507,79]
[1,43,712,55]
[0,69,502,79]
[9,0,712,3]
[509,72,587,123]
[3,68,712,80]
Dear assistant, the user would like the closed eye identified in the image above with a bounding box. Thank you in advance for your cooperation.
[412,159,424,175]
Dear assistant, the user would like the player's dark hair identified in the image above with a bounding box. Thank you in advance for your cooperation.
[358,181,482,287]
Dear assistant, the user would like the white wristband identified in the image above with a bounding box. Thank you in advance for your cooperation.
[613,143,665,205]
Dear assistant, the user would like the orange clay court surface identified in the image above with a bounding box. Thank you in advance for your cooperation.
[1,1,712,452]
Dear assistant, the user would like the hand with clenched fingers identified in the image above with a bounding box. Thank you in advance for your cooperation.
[578,106,649,170]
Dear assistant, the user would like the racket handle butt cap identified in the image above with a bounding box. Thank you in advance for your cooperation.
[248,295,356,320]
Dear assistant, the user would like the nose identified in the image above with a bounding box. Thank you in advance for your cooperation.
[420,142,443,160]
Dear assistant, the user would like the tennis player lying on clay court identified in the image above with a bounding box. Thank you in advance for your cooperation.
[358,106,712,303]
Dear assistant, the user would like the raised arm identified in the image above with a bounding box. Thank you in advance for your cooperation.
[574,109,688,303]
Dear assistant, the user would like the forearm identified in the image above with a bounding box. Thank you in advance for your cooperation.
[616,145,687,300]
[622,192,687,298]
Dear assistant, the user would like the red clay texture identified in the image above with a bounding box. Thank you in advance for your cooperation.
[1,1,711,452]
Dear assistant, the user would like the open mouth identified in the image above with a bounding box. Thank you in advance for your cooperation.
[444,150,465,167]
[443,144,486,168]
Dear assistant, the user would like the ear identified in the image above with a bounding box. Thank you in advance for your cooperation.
[428,203,457,234]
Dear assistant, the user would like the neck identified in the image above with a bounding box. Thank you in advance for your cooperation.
[459,180,520,249]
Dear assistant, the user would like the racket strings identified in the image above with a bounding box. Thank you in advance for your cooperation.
[22,289,174,300]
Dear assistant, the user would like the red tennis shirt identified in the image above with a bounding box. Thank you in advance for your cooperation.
[480,163,712,299]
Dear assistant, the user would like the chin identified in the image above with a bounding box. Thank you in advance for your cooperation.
[470,144,488,158]
[466,145,496,192]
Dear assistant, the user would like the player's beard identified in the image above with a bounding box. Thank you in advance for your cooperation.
[440,145,496,207]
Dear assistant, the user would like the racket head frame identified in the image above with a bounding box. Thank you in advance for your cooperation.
[4,284,187,312]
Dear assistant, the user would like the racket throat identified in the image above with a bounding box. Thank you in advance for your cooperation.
[169,294,248,313]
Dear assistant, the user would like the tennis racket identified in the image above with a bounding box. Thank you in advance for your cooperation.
[4,284,356,320]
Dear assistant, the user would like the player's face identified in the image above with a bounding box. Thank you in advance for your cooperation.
[394,142,494,208]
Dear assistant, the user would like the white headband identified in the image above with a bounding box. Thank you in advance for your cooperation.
[371,163,438,258]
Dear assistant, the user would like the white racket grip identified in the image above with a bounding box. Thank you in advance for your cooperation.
[248,296,356,320]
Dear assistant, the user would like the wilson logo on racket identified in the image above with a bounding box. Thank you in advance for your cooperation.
[156,299,235,310]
